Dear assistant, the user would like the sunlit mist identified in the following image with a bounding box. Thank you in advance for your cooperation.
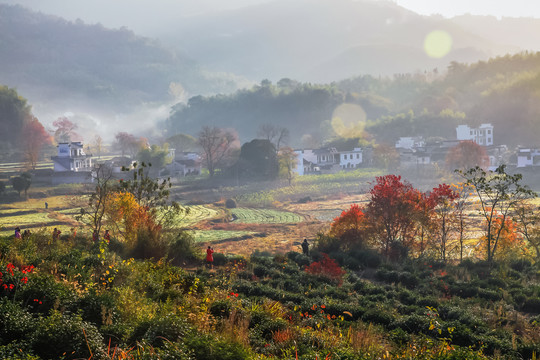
[424,30,453,58]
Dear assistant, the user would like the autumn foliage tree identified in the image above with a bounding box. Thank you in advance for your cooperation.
[20,116,52,169]
[329,204,366,250]
[364,175,426,258]
[427,184,460,262]
[458,165,534,263]
[52,117,80,143]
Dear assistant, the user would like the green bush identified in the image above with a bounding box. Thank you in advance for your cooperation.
[210,299,232,318]
[0,299,34,345]
[130,314,191,347]
[168,231,199,265]
[185,332,250,360]
[0,342,38,360]
[30,311,106,360]
[74,291,117,327]
[522,297,540,313]
[225,198,237,208]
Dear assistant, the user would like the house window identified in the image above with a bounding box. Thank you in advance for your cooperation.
[487,129,491,134]
[356,154,359,159]
[470,130,473,135]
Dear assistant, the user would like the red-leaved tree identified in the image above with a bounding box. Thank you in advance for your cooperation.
[365,175,425,258]
[329,204,366,249]
[20,116,52,169]
[427,183,460,262]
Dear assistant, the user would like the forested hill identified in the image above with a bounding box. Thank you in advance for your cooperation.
[167,52,540,148]
[0,5,246,112]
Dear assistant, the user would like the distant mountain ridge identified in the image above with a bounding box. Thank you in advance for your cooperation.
[0,4,247,113]
[161,0,536,82]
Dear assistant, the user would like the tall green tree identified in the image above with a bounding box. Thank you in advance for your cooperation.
[0,85,31,146]
[237,139,278,179]
[11,172,31,198]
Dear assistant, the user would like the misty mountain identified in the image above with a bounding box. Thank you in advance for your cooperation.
[0,4,247,114]
[162,0,526,82]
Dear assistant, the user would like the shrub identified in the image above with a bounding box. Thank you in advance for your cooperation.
[286,251,310,267]
[0,299,34,344]
[362,308,393,326]
[30,312,105,360]
[225,198,237,208]
[130,314,191,347]
[186,332,250,360]
[211,252,227,266]
[305,253,346,285]
[210,299,232,318]
[522,297,540,314]
[74,291,117,327]
[168,231,199,265]
[130,229,168,260]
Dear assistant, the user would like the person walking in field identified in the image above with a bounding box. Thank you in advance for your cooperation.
[206,246,214,269]
[301,238,309,256]
[103,230,111,243]
[52,228,61,240]
[14,227,21,239]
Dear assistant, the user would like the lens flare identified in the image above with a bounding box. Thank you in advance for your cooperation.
[331,103,366,138]
[424,30,453,59]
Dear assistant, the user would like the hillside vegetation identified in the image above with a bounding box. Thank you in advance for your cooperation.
[167,52,540,147]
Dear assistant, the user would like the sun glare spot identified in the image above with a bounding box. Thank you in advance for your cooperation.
[331,103,366,138]
[424,30,452,58]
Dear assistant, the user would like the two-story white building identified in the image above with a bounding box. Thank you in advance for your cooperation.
[294,147,363,175]
[456,124,493,146]
[339,148,363,169]
[52,142,92,172]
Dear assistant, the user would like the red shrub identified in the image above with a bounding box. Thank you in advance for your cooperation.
[305,254,346,285]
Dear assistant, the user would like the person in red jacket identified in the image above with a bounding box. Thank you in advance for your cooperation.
[206,246,214,269]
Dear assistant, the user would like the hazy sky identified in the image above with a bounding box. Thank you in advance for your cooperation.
[1,0,539,33]
[395,0,540,18]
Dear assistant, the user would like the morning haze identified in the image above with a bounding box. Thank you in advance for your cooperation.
[1,1,540,359]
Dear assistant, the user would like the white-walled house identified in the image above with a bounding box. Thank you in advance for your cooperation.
[294,150,316,176]
[517,148,540,168]
[52,142,92,172]
[294,147,363,175]
[456,124,493,146]
[396,137,425,150]
[339,148,363,169]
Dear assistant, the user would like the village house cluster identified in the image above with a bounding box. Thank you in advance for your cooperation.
[49,123,540,183]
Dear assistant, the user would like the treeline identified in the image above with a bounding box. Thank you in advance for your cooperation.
[167,52,540,148]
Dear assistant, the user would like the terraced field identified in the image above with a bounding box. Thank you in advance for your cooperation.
[230,208,304,224]
[171,205,225,227]
[189,229,257,243]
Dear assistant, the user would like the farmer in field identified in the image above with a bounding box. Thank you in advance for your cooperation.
[206,246,214,269]
[103,230,111,243]
[52,228,61,240]
[301,238,309,255]
[14,227,21,239]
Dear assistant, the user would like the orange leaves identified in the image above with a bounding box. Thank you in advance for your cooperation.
[106,191,160,240]
[329,204,366,246]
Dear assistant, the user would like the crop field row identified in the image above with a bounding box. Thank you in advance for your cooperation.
[231,208,304,224]
[171,205,224,227]
[188,229,257,243]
